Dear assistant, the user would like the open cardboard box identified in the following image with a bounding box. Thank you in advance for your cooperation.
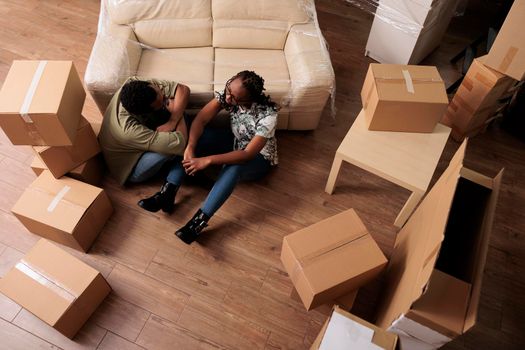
[375,140,503,349]
[0,239,111,339]
[311,305,398,350]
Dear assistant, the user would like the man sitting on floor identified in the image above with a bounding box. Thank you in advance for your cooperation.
[99,76,189,213]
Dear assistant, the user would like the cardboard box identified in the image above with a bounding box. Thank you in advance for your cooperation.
[32,117,101,178]
[361,64,448,132]
[311,305,398,350]
[0,239,111,339]
[0,60,85,146]
[31,154,105,186]
[484,0,525,81]
[11,170,113,252]
[280,209,387,311]
[365,0,459,65]
[375,140,503,349]
[442,57,516,142]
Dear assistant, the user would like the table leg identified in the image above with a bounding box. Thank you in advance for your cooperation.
[325,156,343,194]
[394,190,424,228]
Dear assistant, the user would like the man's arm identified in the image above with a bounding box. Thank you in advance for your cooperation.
[157,84,190,132]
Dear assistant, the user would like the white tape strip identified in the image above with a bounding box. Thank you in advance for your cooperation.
[402,69,415,94]
[19,60,48,123]
[15,261,76,303]
[47,185,71,212]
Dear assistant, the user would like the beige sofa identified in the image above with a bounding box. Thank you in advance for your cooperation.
[85,0,335,130]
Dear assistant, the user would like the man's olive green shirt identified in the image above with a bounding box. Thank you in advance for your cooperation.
[99,77,185,185]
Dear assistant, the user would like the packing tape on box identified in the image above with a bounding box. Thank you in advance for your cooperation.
[15,260,77,303]
[290,233,368,282]
[47,185,72,212]
[402,70,415,94]
[499,46,519,73]
[19,60,48,145]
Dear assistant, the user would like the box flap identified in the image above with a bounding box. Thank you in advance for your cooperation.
[463,169,503,332]
[11,170,103,233]
[389,314,452,348]
[375,140,468,329]
[369,63,448,104]
[408,270,471,337]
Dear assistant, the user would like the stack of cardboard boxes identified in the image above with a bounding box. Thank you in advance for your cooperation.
[443,0,525,141]
[0,60,112,252]
[0,60,113,339]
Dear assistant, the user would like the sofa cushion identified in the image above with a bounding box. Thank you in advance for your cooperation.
[134,18,212,48]
[212,0,310,49]
[214,48,291,129]
[137,47,214,107]
[106,0,212,48]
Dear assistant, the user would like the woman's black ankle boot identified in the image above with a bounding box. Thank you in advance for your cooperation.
[138,182,179,213]
[175,209,210,244]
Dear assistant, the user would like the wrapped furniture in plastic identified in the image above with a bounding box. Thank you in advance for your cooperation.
[85,0,335,130]
[353,0,460,64]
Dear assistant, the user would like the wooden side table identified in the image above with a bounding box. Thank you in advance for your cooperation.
[325,110,451,227]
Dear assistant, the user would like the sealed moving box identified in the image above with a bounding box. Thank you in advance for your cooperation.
[483,0,525,81]
[365,0,459,65]
[442,57,516,141]
[361,64,448,133]
[375,140,503,349]
[33,117,101,178]
[0,239,111,339]
[11,170,113,252]
[311,305,398,350]
[0,60,85,146]
[281,209,387,311]
[31,154,105,186]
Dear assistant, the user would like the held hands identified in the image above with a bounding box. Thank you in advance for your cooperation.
[156,98,182,132]
[156,119,178,132]
[182,157,211,176]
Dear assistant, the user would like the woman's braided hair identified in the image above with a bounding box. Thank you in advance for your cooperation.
[222,70,279,111]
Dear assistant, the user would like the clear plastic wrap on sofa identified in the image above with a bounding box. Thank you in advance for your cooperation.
[344,0,460,37]
[84,0,336,130]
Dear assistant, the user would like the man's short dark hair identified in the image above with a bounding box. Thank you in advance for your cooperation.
[120,80,157,115]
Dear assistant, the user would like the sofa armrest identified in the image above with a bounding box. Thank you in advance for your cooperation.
[84,24,142,112]
[284,23,335,129]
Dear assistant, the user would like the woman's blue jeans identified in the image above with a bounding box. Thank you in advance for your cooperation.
[129,127,271,217]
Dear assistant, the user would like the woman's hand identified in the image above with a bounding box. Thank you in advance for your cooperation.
[182,157,211,176]
[183,146,195,161]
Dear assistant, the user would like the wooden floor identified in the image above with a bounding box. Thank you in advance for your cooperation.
[0,0,524,349]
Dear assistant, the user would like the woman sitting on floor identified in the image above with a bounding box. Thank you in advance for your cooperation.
[137,70,279,244]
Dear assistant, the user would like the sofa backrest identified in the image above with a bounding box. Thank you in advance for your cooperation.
[212,0,312,50]
[105,0,213,49]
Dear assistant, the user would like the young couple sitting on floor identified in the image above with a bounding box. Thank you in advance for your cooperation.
[98,71,279,244]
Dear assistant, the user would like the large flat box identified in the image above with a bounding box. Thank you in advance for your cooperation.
[11,170,113,252]
[376,140,503,349]
[33,117,101,178]
[31,154,105,186]
[281,209,387,311]
[0,239,111,339]
[442,57,516,141]
[311,305,398,350]
[361,64,448,133]
[0,60,85,146]
[365,0,459,64]
[484,0,525,81]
